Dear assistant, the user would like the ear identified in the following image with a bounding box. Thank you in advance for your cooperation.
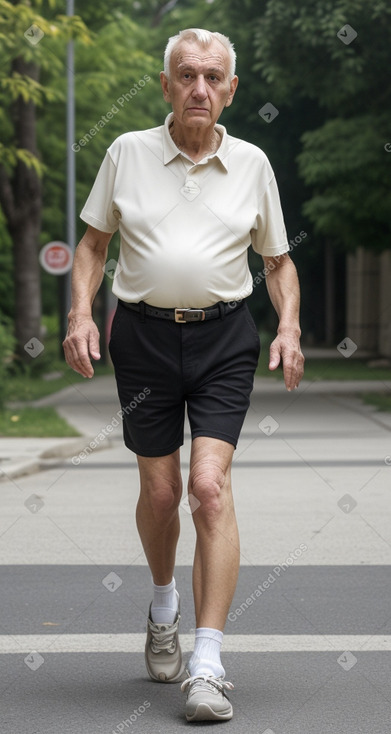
[225,75,239,108]
[160,71,171,103]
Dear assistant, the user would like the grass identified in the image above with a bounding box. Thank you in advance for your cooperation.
[0,315,113,437]
[5,313,114,403]
[6,362,113,403]
[1,362,113,437]
[0,407,80,438]
[361,393,391,413]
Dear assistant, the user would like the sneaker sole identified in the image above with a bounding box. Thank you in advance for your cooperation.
[186,702,233,722]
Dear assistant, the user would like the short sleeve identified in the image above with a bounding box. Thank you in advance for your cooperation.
[250,174,289,257]
[80,151,119,233]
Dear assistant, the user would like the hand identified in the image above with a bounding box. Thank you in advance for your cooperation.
[63,315,101,378]
[269,332,304,391]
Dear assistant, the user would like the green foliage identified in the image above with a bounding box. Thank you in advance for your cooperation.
[254,0,391,252]
[0,71,62,104]
[298,115,391,250]
[0,313,16,409]
[38,5,167,323]
[254,0,390,108]
[0,0,165,327]
[0,141,46,180]
[39,11,166,241]
[0,0,91,171]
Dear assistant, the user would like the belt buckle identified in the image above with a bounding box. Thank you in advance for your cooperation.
[174,308,205,323]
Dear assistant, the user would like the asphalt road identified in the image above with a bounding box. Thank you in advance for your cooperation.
[1,377,391,733]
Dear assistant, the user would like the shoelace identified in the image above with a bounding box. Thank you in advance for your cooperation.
[149,617,179,654]
[181,674,234,694]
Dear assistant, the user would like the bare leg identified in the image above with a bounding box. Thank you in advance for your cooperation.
[136,449,182,585]
[189,437,240,631]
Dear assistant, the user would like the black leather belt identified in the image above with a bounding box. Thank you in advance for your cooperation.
[118,299,244,323]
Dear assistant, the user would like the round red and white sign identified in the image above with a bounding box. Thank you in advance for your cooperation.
[39,242,73,275]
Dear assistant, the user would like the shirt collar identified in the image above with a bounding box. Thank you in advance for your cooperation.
[162,112,229,171]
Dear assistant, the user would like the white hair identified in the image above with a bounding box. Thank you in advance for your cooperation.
[164,28,236,78]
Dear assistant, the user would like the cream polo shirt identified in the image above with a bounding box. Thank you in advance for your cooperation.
[80,113,289,308]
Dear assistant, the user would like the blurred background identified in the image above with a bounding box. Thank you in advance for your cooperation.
[0,0,390,433]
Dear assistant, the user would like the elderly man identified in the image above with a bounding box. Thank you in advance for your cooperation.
[63,28,304,723]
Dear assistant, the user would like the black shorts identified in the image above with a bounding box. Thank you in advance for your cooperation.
[108,300,260,457]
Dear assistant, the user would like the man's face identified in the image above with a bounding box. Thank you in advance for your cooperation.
[160,39,238,130]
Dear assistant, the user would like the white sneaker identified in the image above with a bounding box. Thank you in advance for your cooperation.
[181,673,234,721]
[145,590,184,683]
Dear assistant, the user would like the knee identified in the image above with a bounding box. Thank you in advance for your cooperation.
[141,475,182,518]
[188,461,227,523]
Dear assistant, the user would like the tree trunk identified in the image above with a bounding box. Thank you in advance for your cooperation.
[3,57,42,359]
[324,239,335,345]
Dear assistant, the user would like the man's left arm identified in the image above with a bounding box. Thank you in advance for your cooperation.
[263,253,305,391]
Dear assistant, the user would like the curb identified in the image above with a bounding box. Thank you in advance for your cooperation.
[0,436,113,483]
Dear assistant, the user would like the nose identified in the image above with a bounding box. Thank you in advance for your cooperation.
[192,74,208,99]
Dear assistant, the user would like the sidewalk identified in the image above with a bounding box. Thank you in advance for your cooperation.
[1,374,391,483]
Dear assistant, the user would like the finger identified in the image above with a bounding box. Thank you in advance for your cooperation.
[289,356,304,391]
[64,337,94,378]
[63,340,82,374]
[283,359,295,391]
[74,344,94,378]
[295,357,305,388]
[269,343,281,371]
[88,329,101,361]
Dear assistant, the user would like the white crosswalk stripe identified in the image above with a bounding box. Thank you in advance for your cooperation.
[2,634,391,654]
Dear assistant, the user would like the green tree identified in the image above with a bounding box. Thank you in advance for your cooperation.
[46,9,165,245]
[0,0,165,362]
[39,4,165,344]
[0,0,90,361]
[254,0,391,252]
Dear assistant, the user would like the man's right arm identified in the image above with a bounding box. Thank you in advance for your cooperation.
[63,224,113,378]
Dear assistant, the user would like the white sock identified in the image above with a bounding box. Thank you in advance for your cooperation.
[150,577,178,624]
[188,627,225,678]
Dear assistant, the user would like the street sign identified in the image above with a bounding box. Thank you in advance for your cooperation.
[39,241,73,275]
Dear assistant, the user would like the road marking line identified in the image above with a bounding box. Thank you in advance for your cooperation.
[1,634,391,654]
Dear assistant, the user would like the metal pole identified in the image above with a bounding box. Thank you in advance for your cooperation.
[65,0,75,322]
